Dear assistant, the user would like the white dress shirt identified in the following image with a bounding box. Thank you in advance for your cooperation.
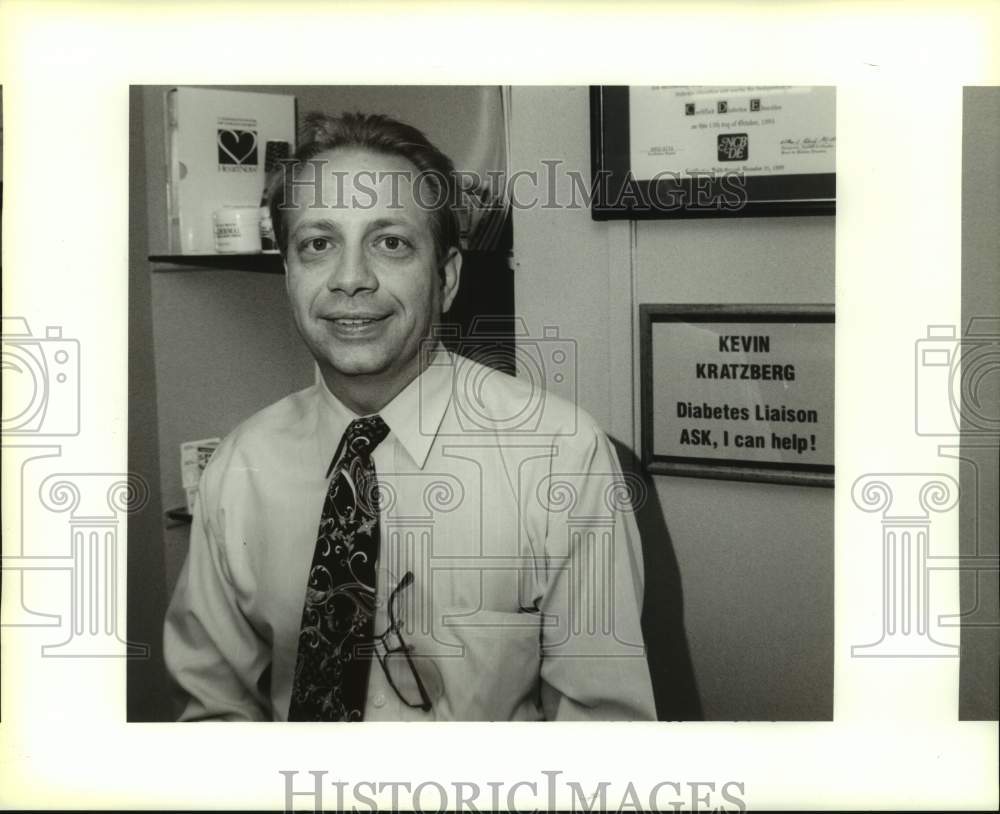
[164,348,657,721]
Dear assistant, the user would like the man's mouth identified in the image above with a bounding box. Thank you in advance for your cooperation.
[333,317,379,326]
[323,314,389,332]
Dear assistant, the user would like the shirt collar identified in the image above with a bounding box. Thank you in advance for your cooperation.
[315,345,454,471]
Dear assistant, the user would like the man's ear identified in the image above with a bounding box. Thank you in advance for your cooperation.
[440,248,462,314]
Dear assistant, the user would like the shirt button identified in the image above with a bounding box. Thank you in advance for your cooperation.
[373,693,386,708]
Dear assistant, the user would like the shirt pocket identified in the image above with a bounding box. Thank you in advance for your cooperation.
[432,608,542,721]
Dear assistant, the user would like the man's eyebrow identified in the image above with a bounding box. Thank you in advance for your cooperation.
[289,218,340,239]
[367,217,417,231]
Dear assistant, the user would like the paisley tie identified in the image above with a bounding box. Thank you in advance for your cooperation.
[288,415,391,721]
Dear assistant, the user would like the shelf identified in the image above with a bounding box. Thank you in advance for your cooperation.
[150,253,284,273]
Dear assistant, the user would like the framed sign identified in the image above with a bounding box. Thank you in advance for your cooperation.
[590,86,836,220]
[640,304,834,487]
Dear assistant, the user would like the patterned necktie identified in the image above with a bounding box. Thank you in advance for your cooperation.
[288,415,391,721]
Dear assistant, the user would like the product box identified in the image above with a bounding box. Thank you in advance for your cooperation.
[165,87,295,254]
[180,437,221,514]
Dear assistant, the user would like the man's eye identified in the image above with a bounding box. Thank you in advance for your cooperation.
[300,237,332,254]
[375,235,411,253]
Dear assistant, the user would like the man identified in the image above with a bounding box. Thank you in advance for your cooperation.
[163,112,657,721]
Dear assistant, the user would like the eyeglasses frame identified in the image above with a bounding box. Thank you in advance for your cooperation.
[372,570,434,712]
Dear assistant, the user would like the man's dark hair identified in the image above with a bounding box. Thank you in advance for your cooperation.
[267,112,461,262]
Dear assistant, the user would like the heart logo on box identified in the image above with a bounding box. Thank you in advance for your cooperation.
[217,129,258,166]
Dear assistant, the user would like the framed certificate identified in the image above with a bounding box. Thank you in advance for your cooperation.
[640,304,835,487]
[591,86,836,219]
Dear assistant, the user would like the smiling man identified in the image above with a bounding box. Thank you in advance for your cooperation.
[282,146,461,414]
[163,112,657,722]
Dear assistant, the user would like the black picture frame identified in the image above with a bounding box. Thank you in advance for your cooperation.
[590,86,836,220]
[640,303,835,487]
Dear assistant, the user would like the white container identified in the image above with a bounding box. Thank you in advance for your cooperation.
[213,206,261,253]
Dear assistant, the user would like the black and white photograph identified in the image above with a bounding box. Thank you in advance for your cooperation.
[0,2,997,811]
[126,84,836,724]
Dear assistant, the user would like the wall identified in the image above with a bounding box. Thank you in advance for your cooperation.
[511,86,834,720]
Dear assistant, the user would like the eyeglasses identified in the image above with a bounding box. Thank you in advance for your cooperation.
[373,571,442,712]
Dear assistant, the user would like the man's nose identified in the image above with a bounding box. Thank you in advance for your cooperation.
[326,242,377,295]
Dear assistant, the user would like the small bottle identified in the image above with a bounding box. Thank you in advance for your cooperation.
[259,140,291,254]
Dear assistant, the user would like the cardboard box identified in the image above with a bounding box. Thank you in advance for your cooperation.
[166,87,295,253]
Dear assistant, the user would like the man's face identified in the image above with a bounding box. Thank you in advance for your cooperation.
[283,148,460,405]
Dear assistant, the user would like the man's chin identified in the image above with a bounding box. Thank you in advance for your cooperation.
[324,356,392,379]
